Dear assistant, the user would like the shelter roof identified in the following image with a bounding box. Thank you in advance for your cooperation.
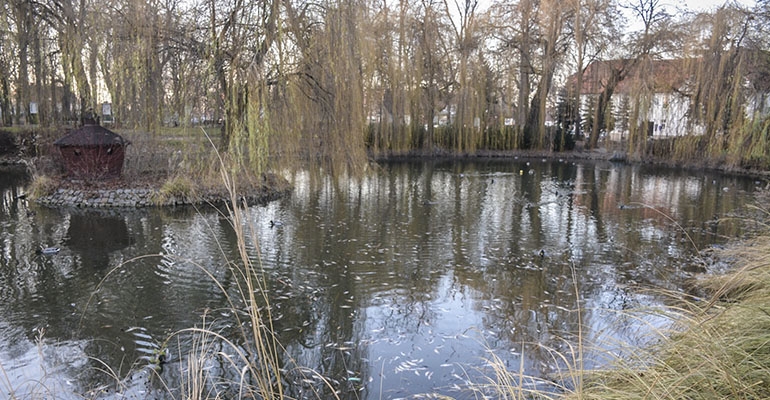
[54,124,128,147]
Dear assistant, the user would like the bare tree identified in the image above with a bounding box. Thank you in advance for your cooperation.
[55,0,94,122]
[9,0,34,124]
[442,0,480,151]
[0,0,764,171]
[416,0,453,150]
[584,0,674,149]
[568,0,619,141]
[0,1,15,125]
[523,0,573,150]
[489,0,575,150]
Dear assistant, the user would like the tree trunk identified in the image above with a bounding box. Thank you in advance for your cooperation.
[0,75,11,126]
[14,0,32,125]
[587,64,628,149]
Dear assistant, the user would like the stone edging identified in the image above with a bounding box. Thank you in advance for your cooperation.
[35,187,290,208]
[36,188,161,208]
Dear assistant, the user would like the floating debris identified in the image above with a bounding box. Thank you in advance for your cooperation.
[38,246,60,255]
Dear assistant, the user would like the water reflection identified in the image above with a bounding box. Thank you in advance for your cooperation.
[66,211,131,264]
[0,161,762,399]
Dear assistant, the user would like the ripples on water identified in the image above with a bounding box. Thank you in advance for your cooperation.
[0,160,763,399]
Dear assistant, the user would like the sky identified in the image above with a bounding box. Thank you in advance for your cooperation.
[682,0,756,11]
[474,1,758,18]
[619,0,758,32]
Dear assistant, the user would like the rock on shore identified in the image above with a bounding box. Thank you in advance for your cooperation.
[35,184,289,208]
[36,188,157,208]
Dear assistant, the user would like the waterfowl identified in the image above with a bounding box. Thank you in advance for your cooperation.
[269,220,283,228]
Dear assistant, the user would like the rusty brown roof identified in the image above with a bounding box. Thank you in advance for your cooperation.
[568,58,693,95]
[54,124,128,147]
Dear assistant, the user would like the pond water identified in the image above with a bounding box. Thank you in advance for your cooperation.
[0,159,764,399]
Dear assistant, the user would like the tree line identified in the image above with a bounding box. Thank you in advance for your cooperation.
[1,0,769,173]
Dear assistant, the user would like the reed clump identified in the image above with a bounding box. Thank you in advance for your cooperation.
[571,239,770,399]
[151,151,335,399]
[480,234,770,399]
[152,174,195,204]
[26,172,57,199]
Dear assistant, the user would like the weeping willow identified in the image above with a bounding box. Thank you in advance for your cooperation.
[321,2,368,176]
[2,0,768,176]
[360,0,427,156]
[231,0,369,178]
[632,47,764,169]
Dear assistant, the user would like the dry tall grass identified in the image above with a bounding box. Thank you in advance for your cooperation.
[481,232,770,399]
[573,237,770,399]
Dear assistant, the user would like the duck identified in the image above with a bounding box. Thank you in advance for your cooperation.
[269,220,283,228]
[38,246,60,255]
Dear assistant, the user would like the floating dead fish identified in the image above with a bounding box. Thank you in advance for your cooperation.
[38,246,60,255]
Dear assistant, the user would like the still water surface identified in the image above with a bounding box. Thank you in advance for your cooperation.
[0,159,763,399]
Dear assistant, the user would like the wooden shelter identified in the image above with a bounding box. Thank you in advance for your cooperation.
[54,119,129,179]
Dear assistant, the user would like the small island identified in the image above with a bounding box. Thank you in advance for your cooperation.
[1,124,291,208]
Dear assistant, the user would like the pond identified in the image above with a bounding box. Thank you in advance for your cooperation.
[0,159,764,399]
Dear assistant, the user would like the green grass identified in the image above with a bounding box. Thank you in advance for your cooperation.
[0,126,39,135]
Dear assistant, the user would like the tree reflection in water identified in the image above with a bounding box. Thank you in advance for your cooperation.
[0,160,760,399]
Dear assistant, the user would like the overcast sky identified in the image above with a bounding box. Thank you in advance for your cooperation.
[684,0,756,10]
[619,0,757,31]
[682,0,755,11]
[475,1,758,17]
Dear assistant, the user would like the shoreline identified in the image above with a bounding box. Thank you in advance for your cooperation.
[33,185,289,208]
[371,147,770,180]
[3,146,769,209]
[0,160,291,209]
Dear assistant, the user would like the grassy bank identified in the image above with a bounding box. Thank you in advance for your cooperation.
[10,124,770,207]
[572,235,770,399]
[481,230,770,399]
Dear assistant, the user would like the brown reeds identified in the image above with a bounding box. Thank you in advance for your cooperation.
[479,202,770,399]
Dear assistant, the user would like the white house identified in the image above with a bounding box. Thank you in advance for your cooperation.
[573,58,698,141]
[574,55,770,142]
